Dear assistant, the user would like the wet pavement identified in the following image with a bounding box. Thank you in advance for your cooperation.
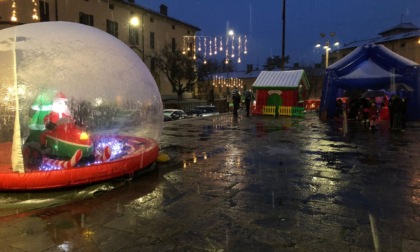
[0,111,420,251]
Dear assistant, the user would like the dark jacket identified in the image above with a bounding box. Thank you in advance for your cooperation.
[231,89,241,104]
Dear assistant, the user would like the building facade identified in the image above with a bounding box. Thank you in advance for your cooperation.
[0,0,201,100]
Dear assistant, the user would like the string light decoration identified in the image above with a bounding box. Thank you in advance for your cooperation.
[237,36,242,63]
[212,75,243,88]
[203,37,207,64]
[10,0,40,22]
[183,32,248,64]
[214,37,218,55]
[11,0,17,22]
[32,0,39,20]
[209,39,212,56]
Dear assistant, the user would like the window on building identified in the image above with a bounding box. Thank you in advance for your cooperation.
[150,17,154,23]
[129,26,139,45]
[150,32,155,49]
[172,38,176,52]
[79,12,94,26]
[109,4,114,10]
[172,25,175,30]
[39,1,50,21]
[106,20,118,37]
[401,42,406,48]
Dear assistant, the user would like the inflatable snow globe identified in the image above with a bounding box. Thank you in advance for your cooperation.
[0,22,162,190]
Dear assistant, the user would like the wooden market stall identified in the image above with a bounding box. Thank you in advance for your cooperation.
[252,70,310,116]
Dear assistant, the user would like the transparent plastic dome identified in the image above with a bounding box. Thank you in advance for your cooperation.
[0,22,162,178]
[0,21,163,144]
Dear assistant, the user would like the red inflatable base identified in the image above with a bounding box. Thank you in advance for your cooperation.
[0,136,159,190]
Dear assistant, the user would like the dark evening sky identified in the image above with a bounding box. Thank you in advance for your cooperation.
[136,0,420,70]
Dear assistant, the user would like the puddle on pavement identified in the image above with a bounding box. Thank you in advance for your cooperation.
[0,180,126,218]
[0,164,159,218]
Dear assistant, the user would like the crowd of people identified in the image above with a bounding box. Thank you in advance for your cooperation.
[335,94,407,131]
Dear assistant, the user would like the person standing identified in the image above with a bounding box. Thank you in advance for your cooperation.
[392,95,403,131]
[388,95,395,130]
[231,88,241,117]
[243,89,254,117]
[401,97,407,130]
[369,101,377,131]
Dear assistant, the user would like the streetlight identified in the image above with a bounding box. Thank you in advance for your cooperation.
[128,15,144,59]
[225,30,235,64]
[225,29,247,64]
[315,32,339,68]
[129,16,140,26]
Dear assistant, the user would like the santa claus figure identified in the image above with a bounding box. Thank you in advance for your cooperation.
[44,92,72,127]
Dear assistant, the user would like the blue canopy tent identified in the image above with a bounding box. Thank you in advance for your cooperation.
[320,43,420,121]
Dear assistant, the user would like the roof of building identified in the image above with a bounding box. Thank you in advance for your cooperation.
[378,22,419,36]
[210,70,261,80]
[341,30,420,50]
[252,70,309,89]
[121,0,201,31]
[341,22,420,50]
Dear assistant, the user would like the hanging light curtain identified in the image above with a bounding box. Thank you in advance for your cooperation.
[11,0,17,22]
[32,0,39,20]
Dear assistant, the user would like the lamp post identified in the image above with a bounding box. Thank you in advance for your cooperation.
[315,32,339,68]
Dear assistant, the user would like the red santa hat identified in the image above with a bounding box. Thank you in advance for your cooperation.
[54,92,67,101]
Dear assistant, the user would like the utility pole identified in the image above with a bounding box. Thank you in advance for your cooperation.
[281,0,286,70]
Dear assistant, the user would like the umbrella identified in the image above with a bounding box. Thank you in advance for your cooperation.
[361,89,387,98]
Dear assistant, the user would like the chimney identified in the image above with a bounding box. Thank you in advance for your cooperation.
[246,64,253,74]
[160,4,168,16]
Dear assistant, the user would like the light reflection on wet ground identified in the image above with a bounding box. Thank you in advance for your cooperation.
[0,111,420,251]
